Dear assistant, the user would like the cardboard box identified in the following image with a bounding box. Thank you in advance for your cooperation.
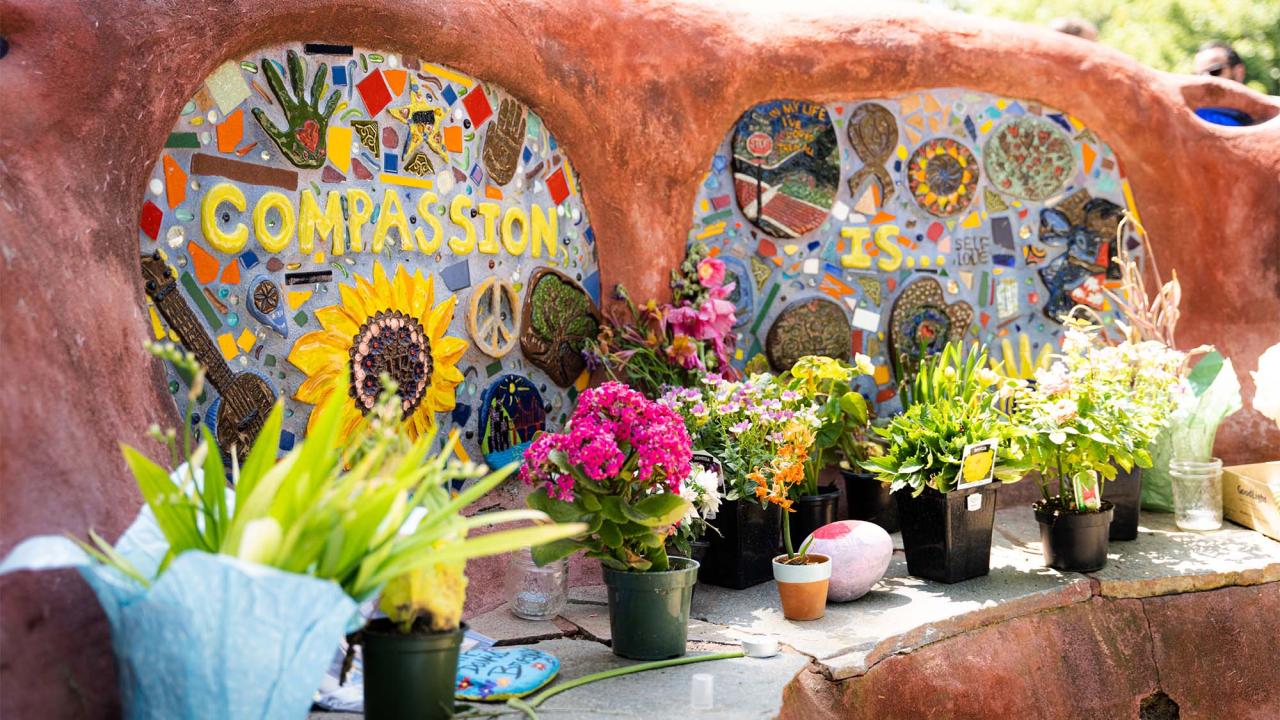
[1222,462,1280,542]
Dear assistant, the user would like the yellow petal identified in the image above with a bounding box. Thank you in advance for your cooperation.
[339,282,371,322]
[355,273,382,314]
[316,305,360,339]
[338,405,364,445]
[409,270,434,318]
[427,295,457,339]
[393,265,413,313]
[434,362,464,385]
[433,335,469,366]
[296,367,341,404]
[288,331,349,375]
[427,385,457,412]
[372,262,394,309]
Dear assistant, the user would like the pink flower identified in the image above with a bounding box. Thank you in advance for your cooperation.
[697,257,726,289]
[520,381,694,499]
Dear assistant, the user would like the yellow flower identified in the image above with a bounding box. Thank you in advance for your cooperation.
[288,261,468,444]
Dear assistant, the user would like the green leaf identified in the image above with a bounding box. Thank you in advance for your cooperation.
[630,493,692,527]
[121,444,205,553]
[1188,351,1224,396]
[580,492,602,512]
[525,488,585,523]
[198,427,228,549]
[598,520,623,549]
[599,496,628,523]
[531,538,582,566]
[235,400,286,500]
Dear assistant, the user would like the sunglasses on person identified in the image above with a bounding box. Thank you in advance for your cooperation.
[1200,62,1233,77]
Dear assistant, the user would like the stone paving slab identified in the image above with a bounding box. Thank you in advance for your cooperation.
[314,507,1280,716]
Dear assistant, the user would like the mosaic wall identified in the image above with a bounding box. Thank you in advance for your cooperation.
[690,93,1143,413]
[138,43,600,468]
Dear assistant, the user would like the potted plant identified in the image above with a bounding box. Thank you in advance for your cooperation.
[864,342,1030,583]
[588,243,739,398]
[659,374,808,588]
[522,381,698,660]
[778,355,872,542]
[0,346,584,720]
[751,419,831,620]
[840,426,897,532]
[1015,323,1160,571]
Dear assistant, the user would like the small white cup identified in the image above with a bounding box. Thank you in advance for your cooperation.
[691,673,714,710]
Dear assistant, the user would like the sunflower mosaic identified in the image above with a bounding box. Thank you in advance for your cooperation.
[907,137,980,218]
[289,263,467,442]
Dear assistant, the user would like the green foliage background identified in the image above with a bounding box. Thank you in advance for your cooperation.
[934,0,1280,95]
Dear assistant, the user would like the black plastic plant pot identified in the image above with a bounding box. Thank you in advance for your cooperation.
[602,557,699,660]
[841,469,900,533]
[791,485,842,544]
[699,498,781,589]
[361,619,465,720]
[1105,466,1143,541]
[1035,501,1114,572]
[896,483,999,584]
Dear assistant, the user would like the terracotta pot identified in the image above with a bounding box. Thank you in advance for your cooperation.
[771,553,832,621]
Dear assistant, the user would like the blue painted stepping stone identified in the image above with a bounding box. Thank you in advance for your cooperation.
[455,647,559,702]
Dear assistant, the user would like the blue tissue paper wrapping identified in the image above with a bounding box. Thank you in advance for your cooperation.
[1,507,357,720]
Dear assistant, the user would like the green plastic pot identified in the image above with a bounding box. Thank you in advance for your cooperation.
[361,619,465,720]
[602,557,699,660]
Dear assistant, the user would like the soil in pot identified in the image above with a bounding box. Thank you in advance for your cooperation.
[896,484,998,584]
[772,553,832,621]
[361,618,465,720]
[1035,499,1114,572]
[700,499,781,589]
[791,485,841,543]
[841,469,900,533]
[1105,466,1143,541]
[603,557,699,660]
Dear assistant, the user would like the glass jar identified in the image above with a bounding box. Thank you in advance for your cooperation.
[1169,458,1224,531]
[506,549,568,620]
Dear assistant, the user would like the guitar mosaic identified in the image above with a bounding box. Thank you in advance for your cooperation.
[138,43,600,462]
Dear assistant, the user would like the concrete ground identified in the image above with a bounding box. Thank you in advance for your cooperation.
[314,509,1280,718]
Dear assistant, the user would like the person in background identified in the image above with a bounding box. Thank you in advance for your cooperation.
[1192,40,1256,126]
[1050,17,1098,42]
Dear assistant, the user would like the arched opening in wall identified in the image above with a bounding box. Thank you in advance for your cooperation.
[136,44,602,467]
[690,91,1143,415]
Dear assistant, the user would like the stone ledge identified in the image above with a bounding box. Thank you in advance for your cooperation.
[317,509,1279,717]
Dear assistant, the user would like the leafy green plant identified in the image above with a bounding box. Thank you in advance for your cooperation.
[779,355,871,495]
[83,343,585,604]
[1014,322,1183,512]
[864,342,1030,495]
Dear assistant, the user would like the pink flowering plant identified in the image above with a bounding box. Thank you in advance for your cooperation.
[587,243,739,398]
[521,381,696,572]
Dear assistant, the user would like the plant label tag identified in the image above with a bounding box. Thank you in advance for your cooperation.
[1073,471,1102,511]
[956,439,998,490]
[966,493,983,512]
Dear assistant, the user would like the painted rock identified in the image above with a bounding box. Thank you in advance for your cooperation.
[455,647,559,702]
[805,520,892,602]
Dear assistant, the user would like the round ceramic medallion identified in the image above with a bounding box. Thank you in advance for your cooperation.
[764,296,851,371]
[983,116,1075,201]
[906,137,980,217]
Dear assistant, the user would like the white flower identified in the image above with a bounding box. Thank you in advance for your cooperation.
[854,353,875,376]
[976,367,1001,387]
[1251,343,1280,430]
